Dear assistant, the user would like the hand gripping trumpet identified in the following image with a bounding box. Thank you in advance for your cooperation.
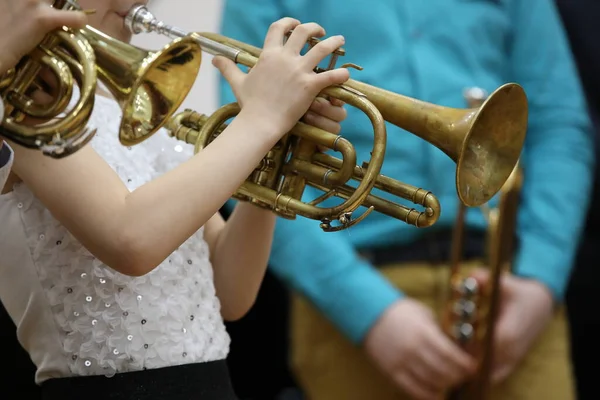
[0,0,202,158]
[125,5,528,231]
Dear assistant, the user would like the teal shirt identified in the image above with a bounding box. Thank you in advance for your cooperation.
[218,0,594,343]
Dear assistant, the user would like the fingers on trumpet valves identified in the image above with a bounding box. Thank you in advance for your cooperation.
[283,27,347,73]
[263,18,302,49]
[284,22,326,53]
[268,18,346,71]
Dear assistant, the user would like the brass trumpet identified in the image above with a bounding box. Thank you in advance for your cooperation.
[166,107,438,232]
[0,0,202,158]
[126,5,528,231]
[443,88,524,400]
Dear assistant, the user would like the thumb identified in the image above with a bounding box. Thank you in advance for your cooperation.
[212,56,245,88]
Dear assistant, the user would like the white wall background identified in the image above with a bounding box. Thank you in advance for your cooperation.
[131,0,225,115]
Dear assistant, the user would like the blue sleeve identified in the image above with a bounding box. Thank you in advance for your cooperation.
[218,0,403,343]
[508,0,594,301]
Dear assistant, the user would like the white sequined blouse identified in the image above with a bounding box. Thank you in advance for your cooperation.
[0,94,230,384]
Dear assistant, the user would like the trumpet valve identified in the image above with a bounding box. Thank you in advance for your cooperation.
[456,276,479,297]
[452,322,474,344]
[446,276,481,346]
[453,298,477,320]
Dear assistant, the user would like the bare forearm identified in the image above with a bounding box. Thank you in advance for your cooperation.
[212,202,276,320]
[115,115,282,274]
[12,111,281,276]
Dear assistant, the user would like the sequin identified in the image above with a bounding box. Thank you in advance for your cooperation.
[17,202,23,208]
[113,349,119,355]
[144,344,149,349]
[190,315,194,321]
[86,296,92,302]
[81,273,87,279]
[127,335,133,341]
[85,360,91,367]
[141,319,147,325]
[105,303,111,308]
[99,279,106,284]
[182,328,187,333]
[187,260,192,265]
[56,240,62,245]
[123,311,129,317]
[137,295,142,301]
[72,355,77,360]
[182,352,187,357]
[92,319,97,325]
[74,312,80,317]
[39,234,45,240]
[67,288,73,293]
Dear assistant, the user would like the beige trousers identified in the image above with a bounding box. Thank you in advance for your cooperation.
[290,262,574,400]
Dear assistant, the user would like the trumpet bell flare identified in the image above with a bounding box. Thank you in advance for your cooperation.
[457,83,528,207]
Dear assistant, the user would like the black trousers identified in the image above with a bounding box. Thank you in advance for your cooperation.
[0,301,40,397]
[41,361,237,400]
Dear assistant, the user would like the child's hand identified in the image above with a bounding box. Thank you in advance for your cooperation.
[303,97,347,152]
[213,18,349,139]
[303,97,347,135]
[0,0,87,76]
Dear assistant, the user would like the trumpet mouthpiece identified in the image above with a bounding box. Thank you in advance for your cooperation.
[124,4,154,34]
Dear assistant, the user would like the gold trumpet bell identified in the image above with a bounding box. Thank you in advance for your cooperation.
[79,26,203,146]
[455,84,528,207]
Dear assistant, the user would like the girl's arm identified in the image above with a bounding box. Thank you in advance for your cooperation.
[8,19,349,277]
[204,98,347,321]
[204,206,275,321]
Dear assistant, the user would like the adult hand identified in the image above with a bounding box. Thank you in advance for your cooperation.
[364,298,477,400]
[470,268,554,383]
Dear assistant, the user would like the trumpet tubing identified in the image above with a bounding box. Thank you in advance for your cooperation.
[0,0,202,158]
